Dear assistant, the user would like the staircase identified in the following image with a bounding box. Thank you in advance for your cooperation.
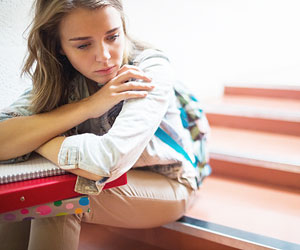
[177,84,300,249]
[206,84,300,190]
[79,84,300,250]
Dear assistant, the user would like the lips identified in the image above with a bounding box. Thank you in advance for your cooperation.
[95,66,116,75]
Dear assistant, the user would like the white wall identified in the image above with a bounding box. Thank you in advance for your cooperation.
[123,0,300,100]
[0,0,33,108]
[1,0,300,108]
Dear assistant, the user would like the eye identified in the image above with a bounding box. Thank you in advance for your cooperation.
[107,34,120,42]
[77,43,90,50]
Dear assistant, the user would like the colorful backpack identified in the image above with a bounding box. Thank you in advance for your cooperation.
[155,81,211,187]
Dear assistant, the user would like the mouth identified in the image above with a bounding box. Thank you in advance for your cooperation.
[94,66,116,76]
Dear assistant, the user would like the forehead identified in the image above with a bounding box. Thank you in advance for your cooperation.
[59,6,122,39]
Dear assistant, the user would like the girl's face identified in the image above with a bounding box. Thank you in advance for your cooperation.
[59,6,125,84]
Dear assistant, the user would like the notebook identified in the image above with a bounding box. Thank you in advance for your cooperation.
[0,154,127,214]
[0,173,127,214]
[0,153,66,184]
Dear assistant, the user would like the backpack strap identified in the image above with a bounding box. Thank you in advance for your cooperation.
[155,127,198,168]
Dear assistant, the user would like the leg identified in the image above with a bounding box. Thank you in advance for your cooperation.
[27,214,82,250]
[0,220,31,250]
[27,169,195,249]
[83,169,196,228]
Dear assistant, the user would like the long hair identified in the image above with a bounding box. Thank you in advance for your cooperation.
[22,0,146,113]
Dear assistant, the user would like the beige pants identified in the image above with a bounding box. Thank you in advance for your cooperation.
[0,169,195,250]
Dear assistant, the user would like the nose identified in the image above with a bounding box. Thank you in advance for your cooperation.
[95,43,111,62]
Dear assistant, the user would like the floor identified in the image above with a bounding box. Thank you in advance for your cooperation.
[78,223,166,250]
[186,175,300,245]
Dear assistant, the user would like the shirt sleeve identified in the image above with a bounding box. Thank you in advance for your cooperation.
[58,50,175,187]
[0,88,34,163]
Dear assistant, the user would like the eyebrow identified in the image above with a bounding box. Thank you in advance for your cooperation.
[68,27,121,41]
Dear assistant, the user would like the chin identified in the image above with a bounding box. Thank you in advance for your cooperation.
[95,76,113,85]
[103,72,119,84]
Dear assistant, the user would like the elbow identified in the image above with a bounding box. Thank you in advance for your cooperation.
[0,148,23,162]
[0,141,31,163]
[0,145,12,161]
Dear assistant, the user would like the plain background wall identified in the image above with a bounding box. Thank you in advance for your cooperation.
[1,0,300,109]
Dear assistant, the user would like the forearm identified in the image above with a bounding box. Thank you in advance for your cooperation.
[53,76,172,182]
[36,136,103,181]
[0,64,154,161]
[0,100,89,160]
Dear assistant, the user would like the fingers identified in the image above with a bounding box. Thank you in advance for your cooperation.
[116,81,155,93]
[117,90,149,101]
[117,65,140,76]
[115,65,152,84]
[102,64,154,103]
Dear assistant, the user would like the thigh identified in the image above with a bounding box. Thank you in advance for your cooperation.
[0,220,31,250]
[83,169,196,229]
[28,214,81,250]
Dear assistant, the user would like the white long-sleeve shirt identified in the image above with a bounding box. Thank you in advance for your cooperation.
[0,49,199,194]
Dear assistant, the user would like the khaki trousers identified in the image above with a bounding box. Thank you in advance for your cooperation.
[0,169,195,250]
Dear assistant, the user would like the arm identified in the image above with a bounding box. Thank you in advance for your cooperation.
[0,66,153,162]
[41,50,175,183]
[0,100,89,161]
[35,136,103,181]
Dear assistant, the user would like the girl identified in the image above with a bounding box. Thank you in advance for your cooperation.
[0,0,200,249]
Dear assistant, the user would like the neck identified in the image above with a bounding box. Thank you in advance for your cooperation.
[86,78,101,95]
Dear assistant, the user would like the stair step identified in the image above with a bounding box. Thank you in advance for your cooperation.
[208,126,300,189]
[224,84,300,100]
[103,176,300,249]
[185,176,300,247]
[204,96,300,136]
[209,126,300,166]
[165,216,300,250]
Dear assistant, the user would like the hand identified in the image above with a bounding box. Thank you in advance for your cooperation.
[83,65,154,119]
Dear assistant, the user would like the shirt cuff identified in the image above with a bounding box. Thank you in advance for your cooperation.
[58,145,80,170]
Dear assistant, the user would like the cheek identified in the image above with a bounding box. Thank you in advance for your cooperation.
[115,40,125,63]
[65,51,91,72]
[115,48,124,63]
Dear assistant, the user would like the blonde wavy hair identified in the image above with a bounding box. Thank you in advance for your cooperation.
[22,0,145,113]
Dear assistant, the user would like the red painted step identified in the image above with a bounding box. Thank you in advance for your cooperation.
[204,95,300,136]
[186,175,300,245]
[224,84,300,100]
[208,126,300,189]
